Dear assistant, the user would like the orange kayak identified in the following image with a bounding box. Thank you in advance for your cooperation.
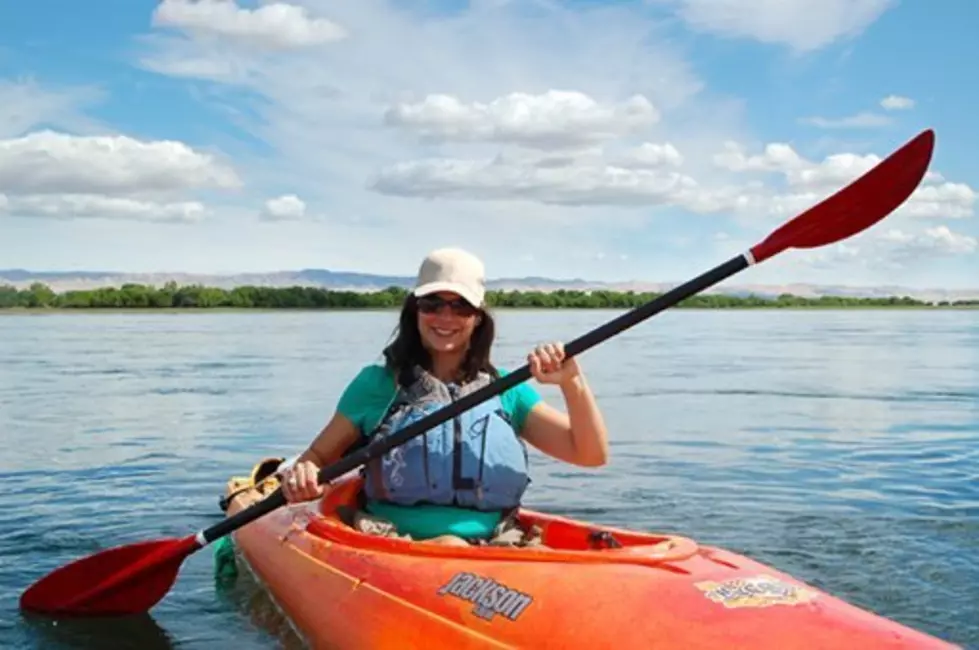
[221,458,958,650]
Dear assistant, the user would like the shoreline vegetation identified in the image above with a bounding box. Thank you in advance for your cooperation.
[2,282,977,311]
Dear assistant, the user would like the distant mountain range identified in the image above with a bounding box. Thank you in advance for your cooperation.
[2,268,977,302]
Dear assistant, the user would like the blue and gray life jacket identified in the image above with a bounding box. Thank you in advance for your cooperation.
[362,367,530,512]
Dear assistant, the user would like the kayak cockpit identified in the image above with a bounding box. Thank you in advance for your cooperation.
[305,474,700,569]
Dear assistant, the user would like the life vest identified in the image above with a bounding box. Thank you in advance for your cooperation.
[362,367,531,511]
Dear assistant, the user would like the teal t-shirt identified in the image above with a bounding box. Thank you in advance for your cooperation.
[336,363,542,540]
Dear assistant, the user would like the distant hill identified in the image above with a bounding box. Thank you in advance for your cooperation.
[2,268,977,303]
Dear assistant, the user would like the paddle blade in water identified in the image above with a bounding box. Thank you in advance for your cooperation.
[20,535,199,616]
[750,129,935,264]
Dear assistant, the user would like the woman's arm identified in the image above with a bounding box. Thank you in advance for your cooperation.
[281,411,362,501]
[519,344,610,467]
[299,412,362,466]
[282,364,395,501]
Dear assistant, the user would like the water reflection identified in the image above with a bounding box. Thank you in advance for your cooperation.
[20,611,175,650]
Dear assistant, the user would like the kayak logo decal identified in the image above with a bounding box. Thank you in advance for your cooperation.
[694,574,818,609]
[437,572,533,622]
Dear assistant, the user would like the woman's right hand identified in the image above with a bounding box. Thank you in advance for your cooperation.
[278,460,324,503]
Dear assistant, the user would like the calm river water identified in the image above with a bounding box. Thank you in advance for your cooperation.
[0,309,976,648]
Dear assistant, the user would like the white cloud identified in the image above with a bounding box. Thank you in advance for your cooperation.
[0,79,107,138]
[713,141,804,173]
[0,130,241,195]
[787,225,976,276]
[879,226,977,255]
[110,0,971,287]
[798,112,892,129]
[133,0,718,233]
[916,226,977,254]
[372,154,699,206]
[620,142,684,168]
[902,184,976,219]
[881,95,915,111]
[138,54,248,83]
[365,119,976,221]
[152,0,347,49]
[0,129,239,225]
[666,0,895,52]
[798,93,916,131]
[1,194,206,223]
[385,91,659,149]
[797,95,916,131]
[785,152,882,190]
[260,194,307,221]
[711,140,976,221]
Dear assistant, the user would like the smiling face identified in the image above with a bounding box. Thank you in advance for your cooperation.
[415,291,481,355]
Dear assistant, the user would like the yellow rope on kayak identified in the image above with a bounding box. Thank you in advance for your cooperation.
[214,457,287,580]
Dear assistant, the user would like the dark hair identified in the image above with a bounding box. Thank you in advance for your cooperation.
[382,294,498,387]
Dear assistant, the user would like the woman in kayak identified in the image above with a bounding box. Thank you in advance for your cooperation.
[278,247,609,546]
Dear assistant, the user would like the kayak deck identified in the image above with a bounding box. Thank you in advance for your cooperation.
[221,460,959,650]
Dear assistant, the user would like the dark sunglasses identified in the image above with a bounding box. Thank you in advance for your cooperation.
[416,295,479,316]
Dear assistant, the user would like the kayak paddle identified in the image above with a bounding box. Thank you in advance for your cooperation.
[19,128,935,617]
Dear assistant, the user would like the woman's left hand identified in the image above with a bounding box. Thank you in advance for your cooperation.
[528,341,580,387]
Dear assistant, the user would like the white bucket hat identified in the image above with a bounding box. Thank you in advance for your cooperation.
[412,247,486,308]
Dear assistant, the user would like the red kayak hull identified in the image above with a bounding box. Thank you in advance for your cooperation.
[224,467,958,649]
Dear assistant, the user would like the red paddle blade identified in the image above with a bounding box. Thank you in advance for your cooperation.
[19,535,199,616]
[750,129,935,264]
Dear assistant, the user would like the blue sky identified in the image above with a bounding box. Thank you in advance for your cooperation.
[0,0,976,289]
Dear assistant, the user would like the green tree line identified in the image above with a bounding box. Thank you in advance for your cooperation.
[2,282,976,310]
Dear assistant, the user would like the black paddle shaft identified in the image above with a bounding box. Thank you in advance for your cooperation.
[203,253,750,545]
